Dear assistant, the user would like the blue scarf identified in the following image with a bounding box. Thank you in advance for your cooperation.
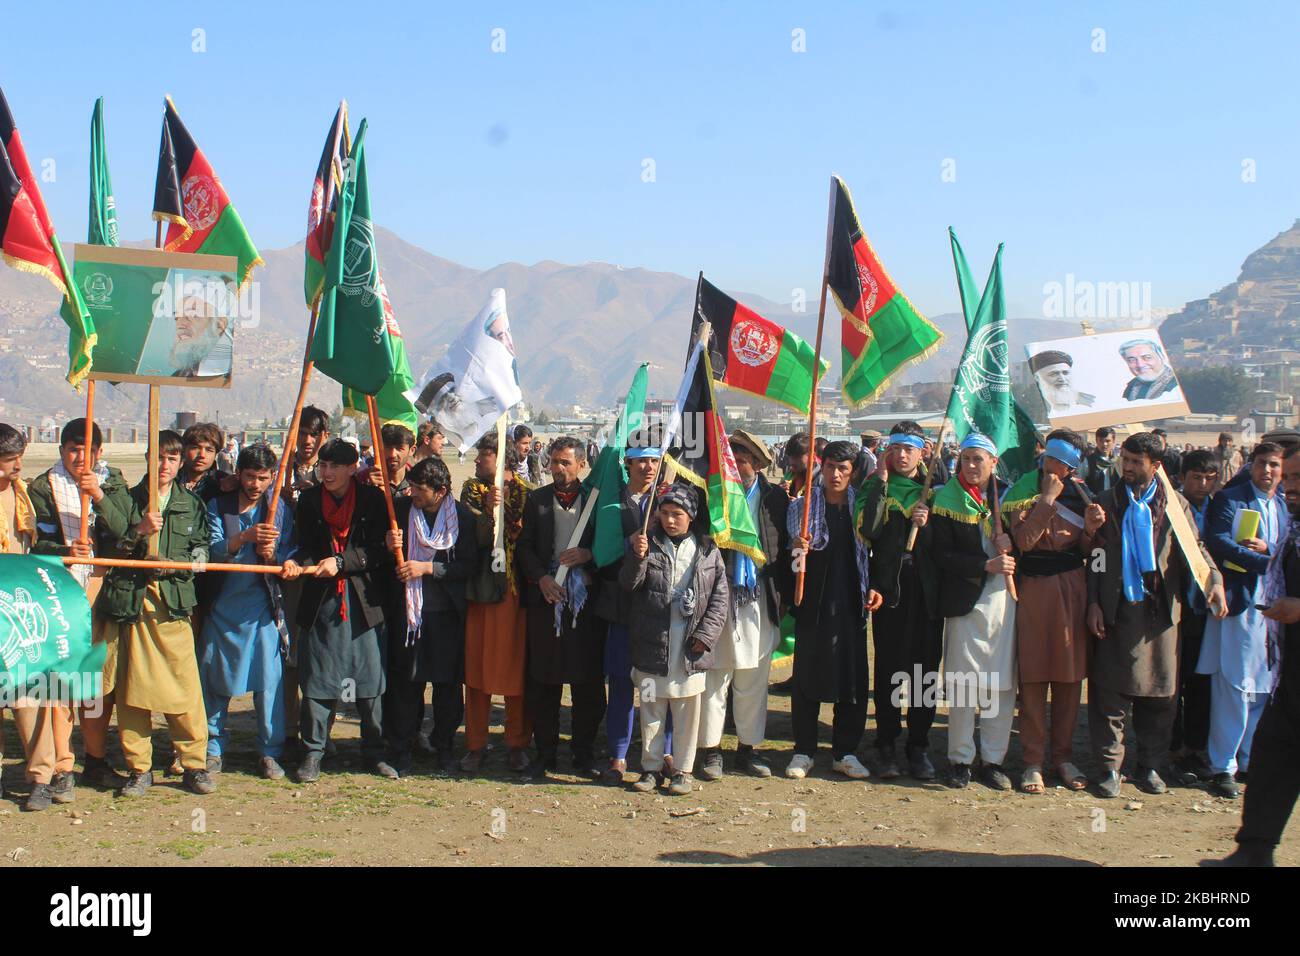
[1122,480,1159,602]
[731,480,761,604]
[550,559,588,636]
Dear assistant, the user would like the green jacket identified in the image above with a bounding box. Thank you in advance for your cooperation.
[96,480,211,623]
[27,465,130,555]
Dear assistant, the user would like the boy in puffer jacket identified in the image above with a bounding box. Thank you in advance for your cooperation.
[620,483,730,795]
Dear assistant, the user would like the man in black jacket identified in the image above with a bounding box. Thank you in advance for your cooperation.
[517,436,606,776]
[281,439,397,783]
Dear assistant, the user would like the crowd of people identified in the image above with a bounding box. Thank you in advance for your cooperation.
[0,409,1297,866]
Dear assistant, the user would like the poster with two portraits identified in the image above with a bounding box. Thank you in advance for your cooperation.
[1025,327,1190,431]
[74,245,239,387]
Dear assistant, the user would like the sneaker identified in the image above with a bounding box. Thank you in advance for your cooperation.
[81,755,125,790]
[875,746,902,780]
[945,763,972,789]
[697,748,724,782]
[184,768,217,795]
[908,749,937,781]
[1209,771,1240,799]
[23,783,53,812]
[785,753,814,779]
[206,754,223,774]
[667,772,694,796]
[1096,770,1122,799]
[118,771,153,798]
[258,756,286,780]
[1135,766,1168,795]
[979,763,1012,791]
[831,754,871,780]
[296,753,322,784]
[735,745,772,778]
[50,771,76,804]
[632,771,661,793]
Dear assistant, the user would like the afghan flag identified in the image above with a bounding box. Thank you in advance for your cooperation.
[304,101,350,310]
[669,339,765,565]
[827,175,943,408]
[945,230,1038,481]
[0,88,95,387]
[341,274,419,431]
[152,96,262,289]
[693,274,828,416]
[309,119,394,397]
[587,363,649,568]
[87,98,117,247]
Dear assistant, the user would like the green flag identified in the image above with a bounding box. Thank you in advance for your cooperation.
[309,119,393,396]
[949,226,979,334]
[0,555,104,703]
[88,98,117,247]
[588,363,649,568]
[342,274,419,431]
[944,230,1038,480]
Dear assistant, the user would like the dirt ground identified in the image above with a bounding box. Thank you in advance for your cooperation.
[4,445,1293,867]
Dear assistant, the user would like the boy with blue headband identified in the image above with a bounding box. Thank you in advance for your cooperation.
[1086,432,1225,799]
[1001,429,1105,793]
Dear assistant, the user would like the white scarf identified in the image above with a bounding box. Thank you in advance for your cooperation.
[50,459,109,587]
[404,495,459,645]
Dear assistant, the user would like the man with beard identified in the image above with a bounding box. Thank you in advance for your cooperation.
[1030,350,1095,413]
[169,287,232,379]
[786,440,874,781]
[517,436,605,776]
[857,421,942,781]
[1197,441,1289,799]
[199,444,294,780]
[1207,443,1300,866]
[1213,433,1243,489]
[281,439,397,782]
[1086,432,1226,798]
[1120,338,1178,401]
[696,429,784,780]
[1083,426,1119,496]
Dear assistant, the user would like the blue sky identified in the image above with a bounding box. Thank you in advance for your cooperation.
[6,1,1299,318]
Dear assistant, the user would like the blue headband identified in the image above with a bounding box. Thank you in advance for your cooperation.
[959,433,998,456]
[888,433,925,450]
[1043,438,1082,471]
[625,446,661,460]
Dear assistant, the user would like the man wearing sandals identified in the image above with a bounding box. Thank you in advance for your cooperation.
[1002,430,1104,793]
[1086,432,1226,799]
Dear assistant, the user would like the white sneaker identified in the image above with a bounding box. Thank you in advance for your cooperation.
[785,754,814,779]
[831,754,871,780]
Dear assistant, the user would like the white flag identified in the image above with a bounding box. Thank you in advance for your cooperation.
[406,288,524,452]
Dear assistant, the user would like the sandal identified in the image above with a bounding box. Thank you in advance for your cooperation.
[600,760,627,786]
[1057,762,1087,791]
[1020,767,1045,794]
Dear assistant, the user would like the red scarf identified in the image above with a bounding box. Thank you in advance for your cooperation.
[554,485,581,509]
[958,474,985,506]
[321,481,357,620]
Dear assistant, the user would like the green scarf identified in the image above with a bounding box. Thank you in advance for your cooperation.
[932,476,993,535]
[1000,468,1042,515]
[855,469,926,530]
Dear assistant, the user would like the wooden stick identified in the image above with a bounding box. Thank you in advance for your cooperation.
[989,473,1018,602]
[493,415,507,558]
[146,384,160,557]
[640,327,709,538]
[905,415,952,552]
[62,555,319,575]
[78,379,95,545]
[794,176,837,608]
[365,393,405,564]
[554,487,600,587]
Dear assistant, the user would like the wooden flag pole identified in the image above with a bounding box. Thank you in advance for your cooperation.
[493,415,508,558]
[365,393,405,564]
[988,472,1018,603]
[793,177,837,608]
[905,414,952,552]
[77,379,95,545]
[63,555,321,575]
[640,323,711,538]
[147,220,164,557]
[269,302,321,517]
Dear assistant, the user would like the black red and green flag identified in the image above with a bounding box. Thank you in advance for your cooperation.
[152,96,262,289]
[692,274,828,416]
[827,175,943,408]
[309,119,394,397]
[304,101,350,310]
[668,338,765,565]
[0,88,95,387]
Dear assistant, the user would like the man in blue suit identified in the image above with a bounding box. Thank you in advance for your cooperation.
[1197,441,1289,799]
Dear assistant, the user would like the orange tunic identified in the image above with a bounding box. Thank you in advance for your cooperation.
[1008,498,1091,684]
[464,593,527,697]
